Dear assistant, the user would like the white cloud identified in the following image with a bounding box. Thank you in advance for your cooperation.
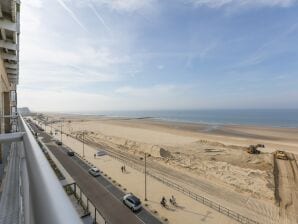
[55,0,87,31]
[21,2,42,33]
[24,0,43,8]
[111,84,199,110]
[20,0,133,94]
[22,42,129,69]
[20,68,119,90]
[88,3,112,34]
[115,84,177,96]
[18,89,113,112]
[20,37,125,90]
[18,84,193,111]
[233,22,298,68]
[190,0,297,8]
[89,0,156,12]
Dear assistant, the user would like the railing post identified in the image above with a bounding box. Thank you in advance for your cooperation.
[80,188,82,204]
[87,198,89,212]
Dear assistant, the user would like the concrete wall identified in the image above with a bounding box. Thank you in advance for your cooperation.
[0,56,10,134]
[4,92,11,133]
[0,56,13,163]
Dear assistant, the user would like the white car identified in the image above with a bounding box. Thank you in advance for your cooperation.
[88,167,100,177]
[122,193,142,212]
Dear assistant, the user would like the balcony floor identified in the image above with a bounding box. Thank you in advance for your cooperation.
[0,142,23,224]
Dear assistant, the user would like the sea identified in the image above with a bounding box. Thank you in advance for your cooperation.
[75,109,298,128]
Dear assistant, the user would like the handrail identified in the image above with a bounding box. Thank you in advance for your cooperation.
[19,116,82,224]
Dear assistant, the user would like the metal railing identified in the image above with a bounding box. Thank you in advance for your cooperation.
[18,116,82,224]
[32,131,108,224]
[64,183,108,224]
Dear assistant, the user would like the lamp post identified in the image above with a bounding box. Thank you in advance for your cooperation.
[45,117,48,131]
[60,120,63,143]
[82,131,85,158]
[142,153,150,201]
[145,153,147,201]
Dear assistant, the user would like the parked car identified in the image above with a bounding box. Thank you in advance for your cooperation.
[122,193,142,212]
[55,140,62,145]
[67,150,74,156]
[96,150,107,157]
[88,167,100,177]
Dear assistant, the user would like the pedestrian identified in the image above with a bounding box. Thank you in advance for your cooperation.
[94,153,96,159]
[121,166,123,173]
[123,165,126,172]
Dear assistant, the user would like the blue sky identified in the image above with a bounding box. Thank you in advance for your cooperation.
[18,0,298,111]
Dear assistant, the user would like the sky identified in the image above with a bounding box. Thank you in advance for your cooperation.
[18,0,298,112]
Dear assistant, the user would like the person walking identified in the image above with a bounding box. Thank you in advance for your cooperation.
[161,196,166,207]
[170,195,176,206]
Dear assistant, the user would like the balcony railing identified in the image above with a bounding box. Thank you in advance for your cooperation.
[0,115,82,224]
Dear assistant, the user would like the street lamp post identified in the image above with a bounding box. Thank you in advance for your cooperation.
[142,153,150,201]
[145,153,147,201]
[82,131,85,158]
[45,117,48,131]
[60,120,63,143]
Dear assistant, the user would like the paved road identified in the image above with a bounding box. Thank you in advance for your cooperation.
[28,120,162,224]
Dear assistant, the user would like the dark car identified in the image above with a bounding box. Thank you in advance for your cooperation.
[55,140,62,145]
[67,150,74,156]
[123,193,142,212]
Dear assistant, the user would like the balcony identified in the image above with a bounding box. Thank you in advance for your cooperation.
[0,115,82,224]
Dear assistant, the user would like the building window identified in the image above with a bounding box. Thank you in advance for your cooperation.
[10,90,16,102]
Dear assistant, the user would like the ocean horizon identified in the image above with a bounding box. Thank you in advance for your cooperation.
[64,109,298,128]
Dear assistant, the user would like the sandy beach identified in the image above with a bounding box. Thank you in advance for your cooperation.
[35,113,298,224]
